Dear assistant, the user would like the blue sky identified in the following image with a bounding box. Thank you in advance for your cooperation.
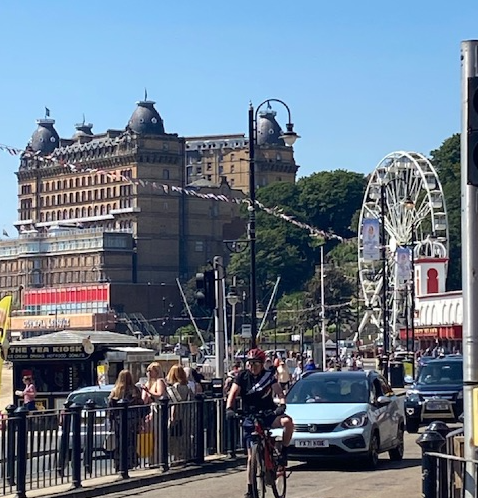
[0,0,475,233]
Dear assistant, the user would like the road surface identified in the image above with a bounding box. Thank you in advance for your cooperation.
[95,429,423,498]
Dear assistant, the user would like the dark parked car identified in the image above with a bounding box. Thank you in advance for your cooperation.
[404,356,463,433]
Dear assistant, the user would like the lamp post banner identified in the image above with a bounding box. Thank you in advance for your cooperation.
[396,247,412,286]
[362,219,380,261]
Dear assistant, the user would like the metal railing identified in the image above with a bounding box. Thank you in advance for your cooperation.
[417,423,478,498]
[0,395,243,497]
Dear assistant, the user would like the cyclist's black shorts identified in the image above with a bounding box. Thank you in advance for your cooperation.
[243,412,277,449]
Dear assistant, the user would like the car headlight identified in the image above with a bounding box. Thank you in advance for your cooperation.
[406,389,420,402]
[342,411,369,429]
[457,390,463,400]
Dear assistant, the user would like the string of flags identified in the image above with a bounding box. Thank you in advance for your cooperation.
[0,142,344,242]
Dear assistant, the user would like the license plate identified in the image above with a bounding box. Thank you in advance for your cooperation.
[296,440,329,448]
[427,401,448,411]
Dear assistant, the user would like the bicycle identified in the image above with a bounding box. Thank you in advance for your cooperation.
[240,410,288,498]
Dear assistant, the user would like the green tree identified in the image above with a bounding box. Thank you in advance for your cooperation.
[429,134,461,290]
[297,170,366,238]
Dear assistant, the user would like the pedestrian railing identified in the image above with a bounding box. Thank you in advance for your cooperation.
[416,422,478,498]
[0,395,243,498]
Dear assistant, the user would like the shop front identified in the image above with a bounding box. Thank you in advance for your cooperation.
[399,325,463,353]
[10,312,117,340]
[8,330,154,410]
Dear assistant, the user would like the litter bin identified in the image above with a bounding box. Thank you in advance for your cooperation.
[389,361,405,388]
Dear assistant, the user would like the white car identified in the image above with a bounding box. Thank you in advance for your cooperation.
[272,370,405,468]
[58,384,114,455]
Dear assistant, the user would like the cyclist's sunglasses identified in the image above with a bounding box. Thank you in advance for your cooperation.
[248,360,263,365]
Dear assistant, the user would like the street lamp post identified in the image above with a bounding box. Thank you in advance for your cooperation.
[379,184,390,380]
[226,277,240,366]
[248,100,299,348]
[273,310,278,354]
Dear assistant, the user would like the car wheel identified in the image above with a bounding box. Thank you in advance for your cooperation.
[406,417,420,434]
[366,432,379,469]
[389,426,404,461]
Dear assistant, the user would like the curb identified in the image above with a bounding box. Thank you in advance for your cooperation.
[45,455,247,498]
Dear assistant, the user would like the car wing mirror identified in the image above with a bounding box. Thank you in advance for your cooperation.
[376,395,392,405]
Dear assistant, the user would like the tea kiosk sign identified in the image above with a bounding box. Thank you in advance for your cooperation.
[8,344,90,361]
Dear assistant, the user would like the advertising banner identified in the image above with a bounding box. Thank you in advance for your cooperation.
[396,247,412,286]
[362,219,380,261]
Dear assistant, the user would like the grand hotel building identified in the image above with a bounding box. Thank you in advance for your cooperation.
[2,98,298,338]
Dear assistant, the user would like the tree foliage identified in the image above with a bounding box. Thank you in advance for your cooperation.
[429,134,461,290]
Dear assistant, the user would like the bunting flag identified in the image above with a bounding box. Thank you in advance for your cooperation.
[0,295,12,386]
[0,142,344,242]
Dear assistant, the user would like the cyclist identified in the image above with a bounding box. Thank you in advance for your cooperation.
[226,348,294,498]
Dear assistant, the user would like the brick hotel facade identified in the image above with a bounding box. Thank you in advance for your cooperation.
[1,98,298,338]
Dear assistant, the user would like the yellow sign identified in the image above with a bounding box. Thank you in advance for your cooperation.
[0,296,12,386]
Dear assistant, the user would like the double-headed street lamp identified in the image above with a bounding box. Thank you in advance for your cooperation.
[248,99,299,348]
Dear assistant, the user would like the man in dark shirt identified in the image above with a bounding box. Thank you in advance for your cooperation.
[226,348,294,498]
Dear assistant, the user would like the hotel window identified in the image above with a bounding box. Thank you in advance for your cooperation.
[207,162,212,171]
[230,165,235,173]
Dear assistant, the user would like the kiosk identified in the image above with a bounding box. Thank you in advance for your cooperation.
[9,330,155,410]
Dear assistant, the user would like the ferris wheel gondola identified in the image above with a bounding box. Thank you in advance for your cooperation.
[357,151,449,348]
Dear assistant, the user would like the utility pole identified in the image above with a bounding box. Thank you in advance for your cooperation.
[320,245,326,371]
[214,256,225,379]
[380,184,389,381]
[461,40,478,498]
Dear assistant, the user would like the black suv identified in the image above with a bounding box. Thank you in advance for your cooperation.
[404,356,463,433]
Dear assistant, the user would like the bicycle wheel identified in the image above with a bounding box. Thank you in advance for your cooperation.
[271,448,287,498]
[249,443,266,498]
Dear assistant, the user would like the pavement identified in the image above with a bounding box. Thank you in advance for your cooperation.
[5,455,247,498]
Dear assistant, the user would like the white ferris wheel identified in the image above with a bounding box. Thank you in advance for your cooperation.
[357,151,449,347]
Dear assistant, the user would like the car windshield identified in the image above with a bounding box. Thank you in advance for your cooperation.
[287,375,370,404]
[417,362,463,385]
[67,390,110,408]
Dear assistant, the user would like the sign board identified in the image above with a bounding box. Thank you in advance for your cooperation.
[8,344,91,361]
[241,324,252,338]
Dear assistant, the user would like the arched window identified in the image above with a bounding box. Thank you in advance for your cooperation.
[52,212,57,221]
[46,212,51,222]
[427,268,439,294]
[75,178,80,188]
[88,207,93,216]
[40,212,44,222]
[75,192,80,203]
[69,208,74,218]
[101,205,106,215]
[163,169,170,180]
[63,194,68,204]
[94,206,99,216]
[69,179,73,188]
[82,207,87,217]
[75,208,80,218]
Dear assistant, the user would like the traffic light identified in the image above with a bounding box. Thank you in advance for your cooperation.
[195,270,216,309]
[467,76,478,186]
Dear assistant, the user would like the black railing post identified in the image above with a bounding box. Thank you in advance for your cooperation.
[158,397,169,472]
[426,422,450,498]
[118,399,130,479]
[417,430,446,498]
[84,399,96,475]
[70,402,83,489]
[14,405,28,498]
[195,394,205,464]
[57,401,72,476]
[6,404,16,486]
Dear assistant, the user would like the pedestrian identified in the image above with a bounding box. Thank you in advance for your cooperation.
[224,362,241,396]
[276,360,291,393]
[15,374,37,411]
[292,360,303,383]
[304,358,316,372]
[141,361,167,404]
[184,366,202,395]
[108,369,145,471]
[165,364,193,463]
